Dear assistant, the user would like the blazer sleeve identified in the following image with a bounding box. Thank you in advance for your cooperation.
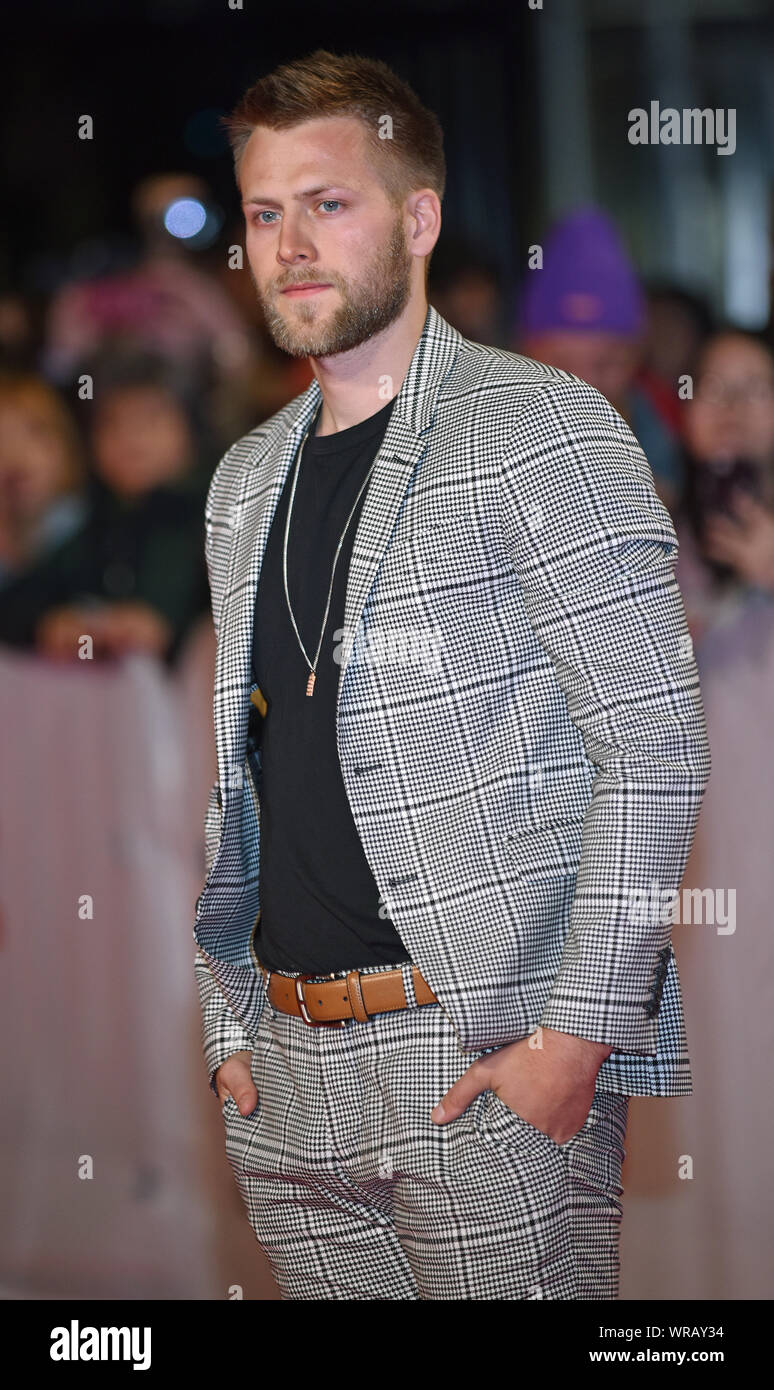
[193,442,257,1096]
[194,950,256,1097]
[498,374,712,1055]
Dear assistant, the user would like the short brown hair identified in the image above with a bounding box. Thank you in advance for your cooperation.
[222,48,446,211]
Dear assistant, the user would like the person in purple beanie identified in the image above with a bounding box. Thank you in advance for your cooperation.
[515,205,684,513]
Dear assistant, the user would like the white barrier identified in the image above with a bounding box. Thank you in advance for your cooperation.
[1,598,771,1299]
[620,595,774,1299]
[0,621,240,1297]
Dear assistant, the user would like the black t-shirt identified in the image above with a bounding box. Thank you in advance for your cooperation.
[250,394,411,974]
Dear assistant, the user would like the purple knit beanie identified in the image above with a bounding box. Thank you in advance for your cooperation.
[518,205,645,336]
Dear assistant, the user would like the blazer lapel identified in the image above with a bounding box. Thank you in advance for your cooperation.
[214,303,463,816]
[338,305,463,709]
[213,383,321,813]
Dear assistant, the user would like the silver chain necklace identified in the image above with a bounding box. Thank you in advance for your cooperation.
[282,408,380,696]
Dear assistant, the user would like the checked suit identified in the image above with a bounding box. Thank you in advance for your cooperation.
[192,304,711,1299]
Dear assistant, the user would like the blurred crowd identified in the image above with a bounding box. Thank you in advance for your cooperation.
[1,177,773,667]
[0,173,314,666]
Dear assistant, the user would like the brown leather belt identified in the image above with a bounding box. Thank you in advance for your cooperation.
[259,961,438,1026]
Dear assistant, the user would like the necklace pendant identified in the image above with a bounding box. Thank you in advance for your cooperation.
[305,671,316,697]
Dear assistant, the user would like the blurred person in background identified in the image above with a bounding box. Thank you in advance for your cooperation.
[0,292,44,374]
[664,336,774,1307]
[674,328,774,646]
[0,373,88,584]
[516,205,684,514]
[0,352,212,666]
[639,282,715,442]
[43,172,259,452]
[427,234,506,345]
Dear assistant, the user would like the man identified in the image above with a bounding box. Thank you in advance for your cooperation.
[193,49,711,1301]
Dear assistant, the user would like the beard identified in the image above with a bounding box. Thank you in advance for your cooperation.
[251,214,413,358]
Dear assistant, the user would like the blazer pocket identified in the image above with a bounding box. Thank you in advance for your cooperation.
[501,820,584,883]
[387,513,476,557]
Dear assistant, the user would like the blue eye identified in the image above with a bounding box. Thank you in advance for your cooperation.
[249,199,343,226]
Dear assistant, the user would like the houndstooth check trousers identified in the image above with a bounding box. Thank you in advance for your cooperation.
[221,959,629,1301]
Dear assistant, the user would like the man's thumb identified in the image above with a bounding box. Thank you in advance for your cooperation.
[234,1081,259,1116]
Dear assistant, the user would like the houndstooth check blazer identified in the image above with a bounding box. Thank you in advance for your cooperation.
[193,303,711,1100]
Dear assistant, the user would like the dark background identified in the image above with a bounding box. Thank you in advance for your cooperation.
[1,0,534,322]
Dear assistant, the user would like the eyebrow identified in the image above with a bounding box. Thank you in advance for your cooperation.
[241,185,355,209]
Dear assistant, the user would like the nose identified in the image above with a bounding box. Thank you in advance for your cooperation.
[276,211,316,270]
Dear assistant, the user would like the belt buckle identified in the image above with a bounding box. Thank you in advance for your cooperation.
[294,972,348,1028]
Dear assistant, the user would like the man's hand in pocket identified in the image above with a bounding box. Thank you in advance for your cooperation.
[215,1051,258,1116]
